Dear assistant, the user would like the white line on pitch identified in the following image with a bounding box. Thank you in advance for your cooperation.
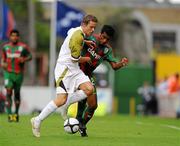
[161,124,180,131]
[136,122,180,131]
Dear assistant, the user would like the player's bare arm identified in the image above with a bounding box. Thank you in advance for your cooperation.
[79,56,91,63]
[1,59,7,69]
[18,55,32,63]
[109,57,128,70]
[84,40,96,49]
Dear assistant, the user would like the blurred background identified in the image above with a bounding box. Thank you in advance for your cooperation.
[1,0,180,118]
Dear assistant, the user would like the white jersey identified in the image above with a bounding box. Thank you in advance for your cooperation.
[57,26,84,70]
[54,26,90,94]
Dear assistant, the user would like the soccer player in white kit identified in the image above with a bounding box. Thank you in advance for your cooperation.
[31,15,98,138]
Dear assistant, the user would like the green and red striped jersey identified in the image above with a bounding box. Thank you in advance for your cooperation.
[1,42,32,73]
[80,34,118,77]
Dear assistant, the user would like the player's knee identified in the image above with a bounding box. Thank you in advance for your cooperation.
[6,89,12,96]
[89,102,98,110]
[14,92,20,100]
[84,85,94,96]
[54,93,67,107]
[88,106,96,113]
[93,104,98,110]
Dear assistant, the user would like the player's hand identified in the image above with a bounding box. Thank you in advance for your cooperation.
[1,62,8,70]
[18,57,26,63]
[84,57,92,64]
[79,57,92,64]
[84,40,96,49]
[121,57,128,67]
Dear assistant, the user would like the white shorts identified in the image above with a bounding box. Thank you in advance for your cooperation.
[54,62,90,94]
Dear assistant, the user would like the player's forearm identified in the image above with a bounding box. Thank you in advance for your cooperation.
[112,62,125,70]
[22,54,32,62]
[111,57,128,70]
[25,55,32,62]
[1,60,7,69]
[79,57,91,63]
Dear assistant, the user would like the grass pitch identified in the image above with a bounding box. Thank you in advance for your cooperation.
[0,114,180,146]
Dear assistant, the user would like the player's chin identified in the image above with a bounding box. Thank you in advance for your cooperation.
[87,32,93,37]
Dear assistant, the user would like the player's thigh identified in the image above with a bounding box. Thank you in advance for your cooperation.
[87,93,97,108]
[54,93,68,107]
[78,81,94,96]
[3,71,13,89]
[55,64,70,93]
[54,63,84,93]
[14,74,23,93]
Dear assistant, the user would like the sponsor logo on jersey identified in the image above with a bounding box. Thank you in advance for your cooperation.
[7,52,21,58]
[87,48,101,59]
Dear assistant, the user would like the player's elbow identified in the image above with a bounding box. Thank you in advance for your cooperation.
[29,55,32,60]
[71,55,80,63]
[112,65,118,71]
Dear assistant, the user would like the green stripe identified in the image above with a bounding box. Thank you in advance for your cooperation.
[56,67,68,87]
[11,47,15,71]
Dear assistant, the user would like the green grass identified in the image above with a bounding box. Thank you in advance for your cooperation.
[0,114,180,146]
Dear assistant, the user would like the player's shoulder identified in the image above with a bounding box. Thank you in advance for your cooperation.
[18,42,29,49]
[2,41,10,47]
[90,34,98,42]
[72,29,84,39]
[18,41,27,46]
[105,43,112,49]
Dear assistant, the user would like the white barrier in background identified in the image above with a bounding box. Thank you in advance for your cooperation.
[19,86,53,114]
[157,93,180,118]
[17,86,112,115]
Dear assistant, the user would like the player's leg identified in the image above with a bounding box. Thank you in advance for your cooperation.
[3,71,13,122]
[76,99,87,123]
[76,77,97,137]
[31,84,92,137]
[82,93,97,125]
[59,70,94,120]
[14,88,20,122]
[75,81,94,137]
[59,90,88,120]
[76,76,96,123]
[31,64,69,137]
[59,81,94,120]
[78,93,97,137]
[30,64,91,137]
[13,73,23,122]
[5,88,13,122]
[31,93,68,137]
[81,76,97,125]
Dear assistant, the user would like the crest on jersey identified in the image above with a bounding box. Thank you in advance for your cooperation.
[104,47,109,54]
[18,46,23,52]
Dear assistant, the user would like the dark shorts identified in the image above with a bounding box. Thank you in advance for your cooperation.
[3,71,23,91]
[89,76,97,94]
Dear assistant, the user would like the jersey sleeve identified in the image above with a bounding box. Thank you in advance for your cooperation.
[22,44,32,59]
[105,48,119,63]
[1,45,7,61]
[69,30,84,61]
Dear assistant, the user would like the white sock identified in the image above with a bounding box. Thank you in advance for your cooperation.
[59,90,87,120]
[68,90,87,104]
[36,100,58,122]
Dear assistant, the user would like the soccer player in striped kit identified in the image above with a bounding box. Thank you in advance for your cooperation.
[1,29,32,122]
[76,25,128,136]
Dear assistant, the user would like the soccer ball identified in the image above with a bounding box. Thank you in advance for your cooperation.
[64,118,79,134]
